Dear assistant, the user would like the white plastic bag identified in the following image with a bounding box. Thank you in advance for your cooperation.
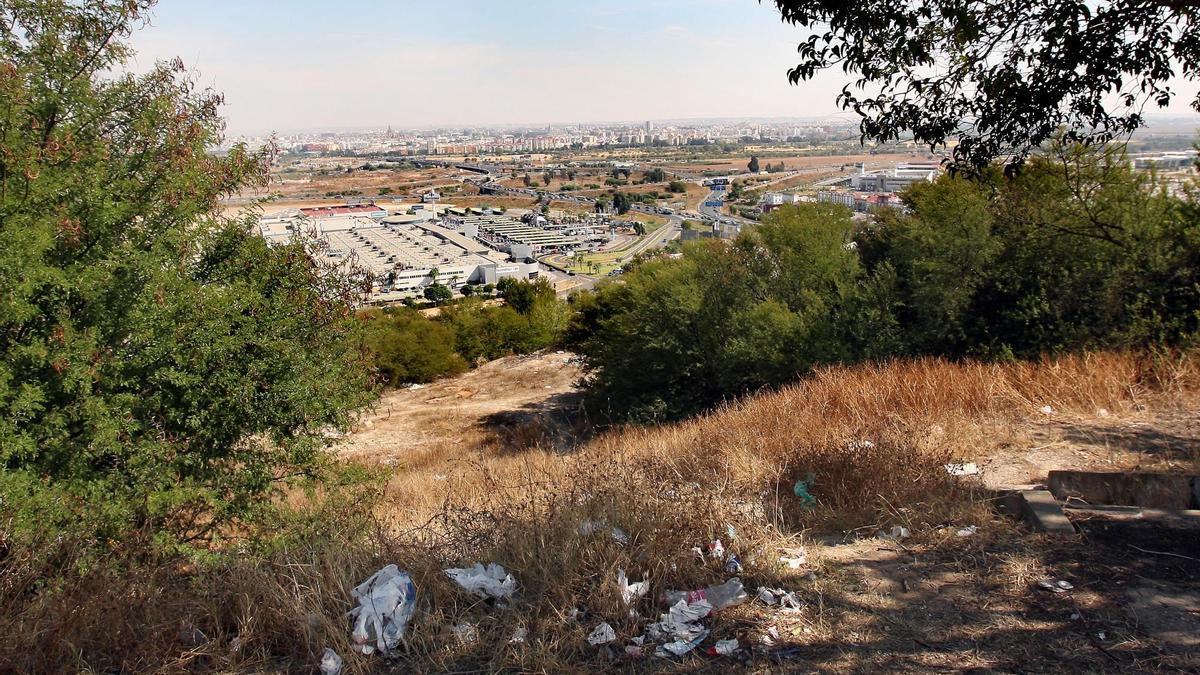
[348,564,417,655]
[444,562,518,601]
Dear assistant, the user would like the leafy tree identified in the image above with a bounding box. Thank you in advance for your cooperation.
[770,0,1200,169]
[668,180,688,193]
[645,167,667,182]
[523,173,534,187]
[0,1,374,546]
[498,277,556,314]
[748,156,760,173]
[612,191,633,215]
[542,172,552,186]
[461,284,476,297]
[424,283,453,304]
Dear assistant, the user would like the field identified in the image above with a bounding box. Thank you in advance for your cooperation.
[8,350,1198,672]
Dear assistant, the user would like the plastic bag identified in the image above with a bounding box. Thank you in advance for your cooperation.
[445,562,518,601]
[348,564,417,655]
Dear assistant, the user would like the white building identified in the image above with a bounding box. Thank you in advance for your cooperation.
[850,162,940,192]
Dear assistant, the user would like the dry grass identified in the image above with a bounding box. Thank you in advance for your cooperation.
[2,350,1198,672]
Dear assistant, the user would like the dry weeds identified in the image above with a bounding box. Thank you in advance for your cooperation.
[2,350,1197,672]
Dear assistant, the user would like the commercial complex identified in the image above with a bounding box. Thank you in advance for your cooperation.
[850,162,941,192]
[258,203,540,303]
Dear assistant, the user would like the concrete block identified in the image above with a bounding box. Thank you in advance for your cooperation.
[1017,490,1076,535]
[1048,470,1194,510]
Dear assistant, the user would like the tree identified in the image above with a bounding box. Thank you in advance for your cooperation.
[497,277,556,314]
[0,1,374,546]
[461,284,476,297]
[542,172,552,186]
[645,167,667,183]
[523,173,534,187]
[362,308,467,384]
[668,180,688,193]
[424,283,453,304]
[748,156,760,173]
[770,1,1200,170]
[612,191,633,215]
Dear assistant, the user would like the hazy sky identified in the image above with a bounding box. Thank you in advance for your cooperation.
[129,0,1200,135]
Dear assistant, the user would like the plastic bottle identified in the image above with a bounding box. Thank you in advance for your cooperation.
[662,578,748,611]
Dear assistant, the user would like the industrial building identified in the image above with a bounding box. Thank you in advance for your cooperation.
[258,204,539,303]
[448,214,574,256]
[850,162,940,192]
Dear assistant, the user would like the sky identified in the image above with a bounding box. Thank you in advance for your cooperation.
[129,0,1200,136]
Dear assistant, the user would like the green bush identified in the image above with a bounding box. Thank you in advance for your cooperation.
[362,308,468,384]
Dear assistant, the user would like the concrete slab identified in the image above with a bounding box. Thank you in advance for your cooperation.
[1016,490,1076,535]
[1048,470,1196,510]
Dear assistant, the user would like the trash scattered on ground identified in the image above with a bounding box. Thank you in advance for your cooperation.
[879,526,910,540]
[655,631,710,658]
[648,598,712,646]
[1097,631,1107,641]
[319,648,343,675]
[445,562,518,601]
[578,520,630,544]
[1038,579,1074,593]
[726,523,737,541]
[761,626,780,645]
[725,553,743,574]
[793,474,817,509]
[617,569,650,605]
[707,539,726,560]
[510,627,527,644]
[707,638,740,656]
[779,548,807,568]
[847,439,876,450]
[407,383,424,390]
[945,462,980,476]
[565,607,581,623]
[662,578,747,611]
[349,564,417,655]
[956,525,979,537]
[1097,407,1110,417]
[451,622,478,645]
[756,587,803,610]
[624,635,647,657]
[1040,405,1055,415]
[587,622,617,645]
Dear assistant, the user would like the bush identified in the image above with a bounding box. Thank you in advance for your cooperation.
[362,308,468,384]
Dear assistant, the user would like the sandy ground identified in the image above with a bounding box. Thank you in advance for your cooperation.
[337,351,583,464]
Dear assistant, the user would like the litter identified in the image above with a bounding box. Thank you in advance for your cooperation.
[945,462,980,477]
[707,638,740,656]
[1038,579,1074,593]
[792,474,817,509]
[725,553,743,574]
[1040,405,1055,415]
[648,599,712,643]
[624,644,644,658]
[847,439,875,450]
[348,564,417,655]
[319,648,343,675]
[761,626,780,645]
[662,578,747,611]
[879,526,910,540]
[451,622,478,645]
[756,587,802,610]
[407,383,424,390]
[510,627,528,643]
[579,520,630,544]
[444,562,518,601]
[587,622,617,645]
[655,629,710,658]
[726,523,737,541]
[956,525,978,537]
[617,569,650,605]
[779,548,807,568]
[707,540,726,560]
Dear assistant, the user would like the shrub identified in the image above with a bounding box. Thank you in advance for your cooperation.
[362,308,468,384]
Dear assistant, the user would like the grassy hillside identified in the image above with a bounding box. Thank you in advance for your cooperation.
[4,350,1197,672]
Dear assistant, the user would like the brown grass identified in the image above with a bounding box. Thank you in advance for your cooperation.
[2,350,1198,672]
